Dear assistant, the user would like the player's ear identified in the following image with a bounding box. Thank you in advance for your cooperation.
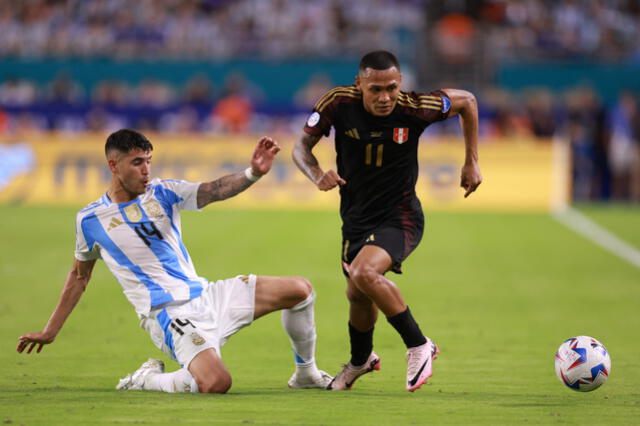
[106,151,119,173]
[355,75,361,90]
[107,158,118,173]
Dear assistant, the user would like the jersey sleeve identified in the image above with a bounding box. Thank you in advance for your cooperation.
[303,86,349,137]
[158,179,201,211]
[74,214,101,261]
[404,90,452,124]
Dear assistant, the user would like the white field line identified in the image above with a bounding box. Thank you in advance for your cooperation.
[552,207,640,269]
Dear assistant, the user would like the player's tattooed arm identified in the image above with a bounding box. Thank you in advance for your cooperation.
[197,136,281,208]
[197,172,254,208]
[293,133,346,191]
[292,133,322,180]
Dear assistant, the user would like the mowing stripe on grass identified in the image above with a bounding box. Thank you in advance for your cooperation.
[553,207,640,269]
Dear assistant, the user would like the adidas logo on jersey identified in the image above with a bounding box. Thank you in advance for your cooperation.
[107,217,123,231]
[345,128,360,139]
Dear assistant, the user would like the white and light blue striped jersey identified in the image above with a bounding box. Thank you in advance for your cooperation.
[75,178,205,315]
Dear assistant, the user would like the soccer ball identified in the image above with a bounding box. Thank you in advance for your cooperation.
[554,336,611,392]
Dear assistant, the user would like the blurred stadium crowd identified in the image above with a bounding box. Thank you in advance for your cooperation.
[0,0,639,201]
[0,0,423,59]
[1,0,638,60]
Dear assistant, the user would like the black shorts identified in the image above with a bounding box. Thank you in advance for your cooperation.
[341,218,424,276]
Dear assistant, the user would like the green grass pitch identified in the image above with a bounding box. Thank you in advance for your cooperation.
[1,205,639,425]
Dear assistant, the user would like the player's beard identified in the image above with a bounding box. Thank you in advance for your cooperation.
[120,176,148,197]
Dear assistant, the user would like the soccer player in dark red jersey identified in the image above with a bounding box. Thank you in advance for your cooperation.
[293,50,482,392]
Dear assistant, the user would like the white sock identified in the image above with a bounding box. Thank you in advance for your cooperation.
[145,368,199,393]
[281,292,320,377]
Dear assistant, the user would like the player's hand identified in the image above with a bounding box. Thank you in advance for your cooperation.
[315,170,346,191]
[250,136,281,177]
[460,161,482,198]
[17,331,55,354]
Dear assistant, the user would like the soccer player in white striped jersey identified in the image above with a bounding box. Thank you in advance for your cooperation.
[17,129,332,394]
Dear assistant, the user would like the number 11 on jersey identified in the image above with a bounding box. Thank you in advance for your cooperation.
[365,143,384,167]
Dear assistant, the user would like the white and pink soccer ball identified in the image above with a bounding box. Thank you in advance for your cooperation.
[555,336,611,392]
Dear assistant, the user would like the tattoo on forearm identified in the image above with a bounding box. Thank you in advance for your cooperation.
[197,172,253,208]
[293,134,322,181]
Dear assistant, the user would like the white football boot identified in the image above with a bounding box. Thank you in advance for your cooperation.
[288,369,333,389]
[405,338,439,392]
[116,358,165,390]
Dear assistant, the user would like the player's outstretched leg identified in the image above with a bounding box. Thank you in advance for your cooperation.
[405,337,440,392]
[254,276,332,389]
[116,358,199,393]
[282,291,332,388]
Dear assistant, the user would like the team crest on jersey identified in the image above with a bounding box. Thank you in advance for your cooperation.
[143,200,164,218]
[123,204,143,223]
[191,332,206,346]
[393,128,409,144]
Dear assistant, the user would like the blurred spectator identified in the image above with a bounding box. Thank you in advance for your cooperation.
[434,13,476,66]
[136,79,175,108]
[46,72,84,104]
[0,109,8,133]
[565,87,609,201]
[86,107,126,133]
[0,77,38,107]
[608,91,640,201]
[478,88,529,138]
[294,73,334,108]
[160,106,202,133]
[524,89,556,138]
[184,74,215,107]
[93,81,132,107]
[212,73,255,133]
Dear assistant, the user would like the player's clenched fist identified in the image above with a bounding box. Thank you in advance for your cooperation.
[460,161,482,198]
[315,170,346,191]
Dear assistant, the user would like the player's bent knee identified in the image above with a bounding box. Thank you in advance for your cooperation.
[349,264,378,290]
[290,276,313,302]
[197,373,232,394]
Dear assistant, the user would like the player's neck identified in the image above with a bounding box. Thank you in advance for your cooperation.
[107,182,140,204]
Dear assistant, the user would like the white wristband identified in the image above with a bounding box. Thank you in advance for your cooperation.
[244,167,261,182]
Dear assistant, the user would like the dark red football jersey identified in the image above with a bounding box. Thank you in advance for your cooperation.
[304,85,451,236]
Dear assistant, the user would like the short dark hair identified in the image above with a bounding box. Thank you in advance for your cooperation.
[105,129,153,156]
[359,51,400,72]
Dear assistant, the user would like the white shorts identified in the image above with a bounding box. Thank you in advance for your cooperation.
[139,274,256,368]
